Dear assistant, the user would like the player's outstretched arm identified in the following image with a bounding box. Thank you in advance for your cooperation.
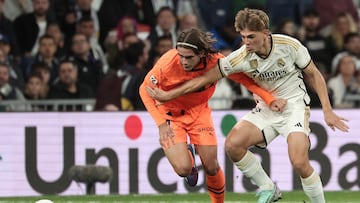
[303,60,349,132]
[269,99,287,112]
[147,66,223,102]
[227,73,287,111]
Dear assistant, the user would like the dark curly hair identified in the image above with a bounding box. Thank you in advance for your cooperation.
[176,28,218,57]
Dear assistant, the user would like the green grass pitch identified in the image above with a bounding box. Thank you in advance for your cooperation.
[0,191,359,203]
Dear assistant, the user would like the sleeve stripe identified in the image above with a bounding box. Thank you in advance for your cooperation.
[218,59,225,78]
[229,51,247,67]
[300,60,312,70]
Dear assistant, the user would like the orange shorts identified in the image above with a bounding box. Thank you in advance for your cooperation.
[163,106,218,149]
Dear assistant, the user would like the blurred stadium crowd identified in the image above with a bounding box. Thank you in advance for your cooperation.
[0,0,360,112]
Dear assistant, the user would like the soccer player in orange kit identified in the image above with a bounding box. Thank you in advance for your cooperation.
[139,28,286,203]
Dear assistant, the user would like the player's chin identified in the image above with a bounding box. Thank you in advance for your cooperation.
[246,47,254,52]
[183,66,193,71]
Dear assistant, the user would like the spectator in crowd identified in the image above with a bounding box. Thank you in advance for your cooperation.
[76,15,108,73]
[176,0,206,30]
[24,72,44,100]
[97,0,137,48]
[95,40,149,111]
[73,0,100,35]
[3,0,33,21]
[96,41,149,111]
[14,0,55,56]
[20,34,60,84]
[198,0,230,31]
[29,62,51,98]
[0,0,20,57]
[94,70,127,111]
[303,62,333,108]
[326,12,358,53]
[116,16,138,44]
[345,69,360,108]
[0,63,28,111]
[229,0,266,17]
[274,18,298,37]
[148,34,173,66]
[314,0,359,31]
[50,0,76,24]
[197,0,233,50]
[62,0,100,49]
[147,6,178,49]
[347,70,360,108]
[221,1,266,51]
[0,34,24,90]
[104,16,139,70]
[331,32,360,74]
[298,8,337,75]
[119,41,149,110]
[266,0,313,26]
[178,13,200,33]
[68,33,104,93]
[107,33,141,71]
[47,59,94,104]
[351,70,360,94]
[327,54,357,108]
[136,0,177,27]
[46,22,66,58]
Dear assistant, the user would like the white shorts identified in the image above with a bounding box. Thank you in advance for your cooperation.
[242,102,311,148]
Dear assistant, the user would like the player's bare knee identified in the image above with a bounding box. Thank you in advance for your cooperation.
[225,139,234,155]
[225,138,244,155]
[202,164,219,176]
[291,159,308,172]
[172,163,192,177]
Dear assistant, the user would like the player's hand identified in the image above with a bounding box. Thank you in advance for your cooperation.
[323,110,349,132]
[158,121,175,149]
[146,86,172,102]
[270,98,287,112]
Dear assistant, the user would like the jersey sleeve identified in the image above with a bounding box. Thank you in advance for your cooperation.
[294,40,312,69]
[217,47,247,76]
[218,56,238,76]
[139,69,167,126]
[227,73,275,106]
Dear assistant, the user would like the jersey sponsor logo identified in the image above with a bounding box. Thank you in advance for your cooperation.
[252,69,287,81]
[249,59,258,69]
[197,127,215,132]
[149,75,158,85]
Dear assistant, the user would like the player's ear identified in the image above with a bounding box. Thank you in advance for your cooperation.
[263,29,271,36]
[198,50,205,58]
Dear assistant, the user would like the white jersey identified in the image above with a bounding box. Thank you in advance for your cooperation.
[219,34,311,106]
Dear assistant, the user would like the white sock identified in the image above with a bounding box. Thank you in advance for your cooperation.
[301,171,325,203]
[234,150,274,190]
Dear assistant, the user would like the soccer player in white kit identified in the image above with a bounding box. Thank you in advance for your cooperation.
[146,8,349,203]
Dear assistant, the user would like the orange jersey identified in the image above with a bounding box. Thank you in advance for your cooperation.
[139,49,275,126]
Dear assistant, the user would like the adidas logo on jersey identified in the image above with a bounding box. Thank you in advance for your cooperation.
[294,122,302,127]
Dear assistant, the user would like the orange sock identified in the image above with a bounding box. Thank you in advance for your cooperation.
[206,167,225,203]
